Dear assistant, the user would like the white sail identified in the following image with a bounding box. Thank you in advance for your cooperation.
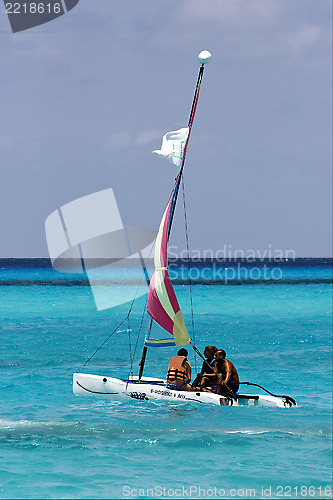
[153,127,189,167]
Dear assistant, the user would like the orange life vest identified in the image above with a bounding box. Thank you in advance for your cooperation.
[167,356,187,382]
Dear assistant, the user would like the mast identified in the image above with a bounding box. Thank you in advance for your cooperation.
[138,51,211,380]
[138,251,152,380]
[167,61,205,239]
[138,320,151,380]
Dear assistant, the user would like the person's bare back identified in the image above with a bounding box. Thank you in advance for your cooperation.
[199,349,239,394]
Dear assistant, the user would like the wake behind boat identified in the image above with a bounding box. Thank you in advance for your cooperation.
[70,50,296,409]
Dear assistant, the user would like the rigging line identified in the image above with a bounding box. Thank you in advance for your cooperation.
[127,315,132,370]
[77,238,156,373]
[168,64,205,239]
[135,228,159,381]
[88,234,156,361]
[77,315,129,373]
[188,64,205,129]
[126,233,156,308]
[77,293,138,372]
[181,175,196,372]
[126,297,149,386]
[239,382,296,405]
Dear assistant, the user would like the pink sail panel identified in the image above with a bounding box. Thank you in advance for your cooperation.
[147,180,190,347]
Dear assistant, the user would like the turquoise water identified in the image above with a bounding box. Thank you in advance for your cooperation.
[0,261,332,499]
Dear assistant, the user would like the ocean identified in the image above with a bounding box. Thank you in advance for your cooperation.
[0,259,332,499]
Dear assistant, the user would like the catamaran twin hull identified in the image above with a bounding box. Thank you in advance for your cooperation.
[73,373,296,408]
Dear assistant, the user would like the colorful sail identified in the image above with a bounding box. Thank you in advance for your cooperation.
[146,175,190,347]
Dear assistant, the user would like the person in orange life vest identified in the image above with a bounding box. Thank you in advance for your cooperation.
[199,349,239,394]
[166,348,192,391]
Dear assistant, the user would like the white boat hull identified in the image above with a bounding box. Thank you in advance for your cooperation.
[73,373,296,407]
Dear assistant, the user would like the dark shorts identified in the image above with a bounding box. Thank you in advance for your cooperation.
[166,382,184,390]
[227,381,239,394]
[211,381,239,394]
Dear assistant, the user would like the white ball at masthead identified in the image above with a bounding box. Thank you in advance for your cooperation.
[198,50,212,64]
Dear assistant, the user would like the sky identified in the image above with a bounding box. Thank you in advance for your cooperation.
[0,0,332,258]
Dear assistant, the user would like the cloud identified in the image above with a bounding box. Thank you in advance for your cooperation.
[177,0,284,29]
[149,0,330,65]
[0,135,13,150]
[10,30,67,59]
[104,131,131,152]
[287,24,328,56]
[135,129,164,146]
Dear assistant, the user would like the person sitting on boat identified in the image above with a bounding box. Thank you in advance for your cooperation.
[166,348,192,391]
[191,345,218,388]
[199,349,239,395]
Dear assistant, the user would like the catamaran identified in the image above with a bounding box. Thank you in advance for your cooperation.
[73,51,296,408]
